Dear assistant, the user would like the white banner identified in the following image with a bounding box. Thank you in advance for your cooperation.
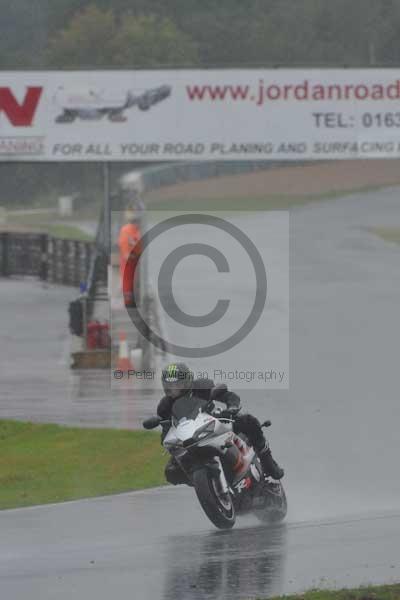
[2,69,400,161]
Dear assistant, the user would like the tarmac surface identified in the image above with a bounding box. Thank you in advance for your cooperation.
[1,489,399,600]
[1,187,400,598]
[0,276,160,428]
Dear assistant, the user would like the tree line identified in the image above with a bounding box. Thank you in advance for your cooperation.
[2,0,400,69]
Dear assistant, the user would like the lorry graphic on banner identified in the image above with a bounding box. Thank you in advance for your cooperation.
[53,85,171,123]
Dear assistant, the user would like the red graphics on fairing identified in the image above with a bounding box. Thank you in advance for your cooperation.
[0,87,43,126]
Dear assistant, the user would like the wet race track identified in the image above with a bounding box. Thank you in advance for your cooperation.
[1,489,400,600]
[1,187,400,599]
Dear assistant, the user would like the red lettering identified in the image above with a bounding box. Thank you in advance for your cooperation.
[386,80,400,100]
[354,85,368,100]
[327,85,342,100]
[266,85,281,100]
[283,85,292,99]
[344,85,354,99]
[0,87,42,126]
[294,81,308,100]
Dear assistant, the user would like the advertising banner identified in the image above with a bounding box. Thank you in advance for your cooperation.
[2,69,400,161]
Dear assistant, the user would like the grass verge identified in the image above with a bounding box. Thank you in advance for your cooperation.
[46,223,94,241]
[3,214,94,241]
[5,209,95,241]
[146,184,388,212]
[265,584,400,600]
[0,420,167,510]
[369,227,400,246]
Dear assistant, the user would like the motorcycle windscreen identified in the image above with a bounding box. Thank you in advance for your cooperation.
[172,395,209,422]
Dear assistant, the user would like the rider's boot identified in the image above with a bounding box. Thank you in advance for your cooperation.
[257,443,284,480]
[232,413,284,479]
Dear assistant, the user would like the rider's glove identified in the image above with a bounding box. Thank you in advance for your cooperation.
[213,408,238,420]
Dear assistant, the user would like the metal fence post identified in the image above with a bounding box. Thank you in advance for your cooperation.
[0,232,9,277]
[82,296,88,351]
[84,242,91,282]
[103,162,111,262]
[62,239,69,284]
[73,241,78,286]
[39,234,48,281]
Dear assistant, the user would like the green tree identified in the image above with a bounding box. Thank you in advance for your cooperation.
[112,14,198,66]
[46,6,198,67]
[47,5,117,67]
[4,0,400,70]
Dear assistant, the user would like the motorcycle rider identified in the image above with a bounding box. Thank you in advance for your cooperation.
[157,362,284,485]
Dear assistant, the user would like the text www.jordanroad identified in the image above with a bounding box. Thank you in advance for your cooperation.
[186,79,400,106]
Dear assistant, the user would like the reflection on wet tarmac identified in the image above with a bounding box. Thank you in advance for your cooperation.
[163,523,287,600]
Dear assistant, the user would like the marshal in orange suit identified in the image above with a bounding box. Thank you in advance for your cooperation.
[118,213,142,307]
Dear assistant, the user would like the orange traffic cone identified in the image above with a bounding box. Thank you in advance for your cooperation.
[116,332,134,372]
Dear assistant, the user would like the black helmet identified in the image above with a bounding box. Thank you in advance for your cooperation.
[161,363,193,399]
[192,378,214,401]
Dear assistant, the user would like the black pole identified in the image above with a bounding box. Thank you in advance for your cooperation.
[39,234,48,281]
[1,232,9,277]
[103,162,111,263]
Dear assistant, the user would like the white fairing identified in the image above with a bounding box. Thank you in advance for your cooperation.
[163,411,231,449]
[163,408,257,486]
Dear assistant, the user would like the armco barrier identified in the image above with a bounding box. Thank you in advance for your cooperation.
[119,160,301,195]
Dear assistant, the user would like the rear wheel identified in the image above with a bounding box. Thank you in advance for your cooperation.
[193,468,235,530]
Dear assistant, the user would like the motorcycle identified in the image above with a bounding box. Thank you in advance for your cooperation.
[143,394,287,530]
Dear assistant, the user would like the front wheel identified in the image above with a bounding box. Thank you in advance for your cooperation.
[193,468,235,530]
[255,480,287,523]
